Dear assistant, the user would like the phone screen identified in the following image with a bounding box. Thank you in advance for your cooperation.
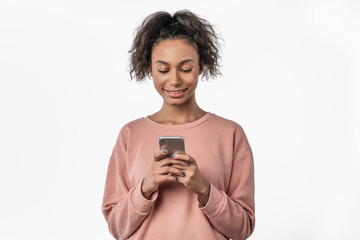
[159,136,185,154]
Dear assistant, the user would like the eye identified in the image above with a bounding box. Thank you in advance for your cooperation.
[158,70,169,74]
[181,69,192,73]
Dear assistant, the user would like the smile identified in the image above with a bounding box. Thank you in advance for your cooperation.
[164,88,188,98]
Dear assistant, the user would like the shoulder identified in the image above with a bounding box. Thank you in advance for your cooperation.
[209,113,246,134]
[116,116,147,139]
[210,113,252,155]
[122,117,145,130]
[209,113,251,148]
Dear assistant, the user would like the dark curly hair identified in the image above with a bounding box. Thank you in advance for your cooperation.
[128,9,222,82]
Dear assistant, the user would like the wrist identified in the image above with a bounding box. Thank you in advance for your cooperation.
[198,181,210,205]
[141,177,157,199]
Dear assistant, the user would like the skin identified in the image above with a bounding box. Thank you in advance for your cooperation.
[141,38,211,205]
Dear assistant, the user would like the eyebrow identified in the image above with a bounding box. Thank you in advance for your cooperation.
[154,59,195,65]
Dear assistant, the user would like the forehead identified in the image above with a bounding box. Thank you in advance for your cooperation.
[151,39,199,64]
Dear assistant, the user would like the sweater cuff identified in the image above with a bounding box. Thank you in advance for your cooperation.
[198,182,224,218]
[131,178,158,214]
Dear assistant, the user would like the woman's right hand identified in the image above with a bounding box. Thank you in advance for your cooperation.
[141,149,184,199]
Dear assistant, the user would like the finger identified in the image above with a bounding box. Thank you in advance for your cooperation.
[175,175,186,184]
[158,174,179,182]
[159,158,190,167]
[169,153,194,164]
[159,166,183,176]
[168,164,188,170]
[153,149,169,161]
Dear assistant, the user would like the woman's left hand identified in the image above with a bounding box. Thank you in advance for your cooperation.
[169,152,211,205]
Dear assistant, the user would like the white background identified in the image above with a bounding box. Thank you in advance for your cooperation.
[1,0,359,239]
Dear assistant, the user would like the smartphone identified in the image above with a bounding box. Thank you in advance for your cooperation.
[158,136,185,154]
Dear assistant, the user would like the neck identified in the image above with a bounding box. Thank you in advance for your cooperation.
[150,94,207,125]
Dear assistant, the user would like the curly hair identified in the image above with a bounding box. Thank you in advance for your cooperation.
[128,9,222,82]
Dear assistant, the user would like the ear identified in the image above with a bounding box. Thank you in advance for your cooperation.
[149,63,153,76]
[198,62,204,75]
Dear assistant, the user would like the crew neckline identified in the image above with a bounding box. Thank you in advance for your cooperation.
[143,111,213,130]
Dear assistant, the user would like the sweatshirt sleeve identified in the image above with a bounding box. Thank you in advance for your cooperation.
[101,126,158,240]
[199,126,255,240]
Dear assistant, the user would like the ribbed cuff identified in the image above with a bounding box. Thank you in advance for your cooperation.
[131,178,158,214]
[198,182,224,218]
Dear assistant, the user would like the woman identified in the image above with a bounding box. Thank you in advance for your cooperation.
[102,9,255,240]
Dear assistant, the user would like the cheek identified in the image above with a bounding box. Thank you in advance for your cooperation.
[152,70,166,81]
[152,78,166,92]
[186,74,199,88]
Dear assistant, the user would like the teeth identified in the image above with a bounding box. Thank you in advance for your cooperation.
[166,89,186,94]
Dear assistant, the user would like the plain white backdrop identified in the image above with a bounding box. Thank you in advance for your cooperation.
[1,0,359,239]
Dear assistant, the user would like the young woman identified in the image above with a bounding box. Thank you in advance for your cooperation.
[102,10,255,240]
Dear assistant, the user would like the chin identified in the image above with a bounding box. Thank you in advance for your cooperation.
[165,96,195,107]
[164,99,186,106]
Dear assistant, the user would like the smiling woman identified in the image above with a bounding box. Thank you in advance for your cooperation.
[150,39,202,108]
[102,9,255,240]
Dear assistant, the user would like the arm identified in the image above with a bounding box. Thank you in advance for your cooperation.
[169,124,255,239]
[172,146,255,240]
[199,148,255,240]
[101,127,157,240]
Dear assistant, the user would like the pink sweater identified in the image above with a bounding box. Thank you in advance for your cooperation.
[102,112,255,240]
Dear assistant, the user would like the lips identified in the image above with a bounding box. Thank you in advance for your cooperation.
[164,88,187,93]
[164,88,187,92]
[164,88,188,98]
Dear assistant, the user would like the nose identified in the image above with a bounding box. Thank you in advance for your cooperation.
[169,70,182,86]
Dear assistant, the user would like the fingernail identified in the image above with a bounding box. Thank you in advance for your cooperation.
[170,154,174,158]
[181,171,185,176]
[163,149,167,153]
[175,176,178,181]
[184,161,189,166]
